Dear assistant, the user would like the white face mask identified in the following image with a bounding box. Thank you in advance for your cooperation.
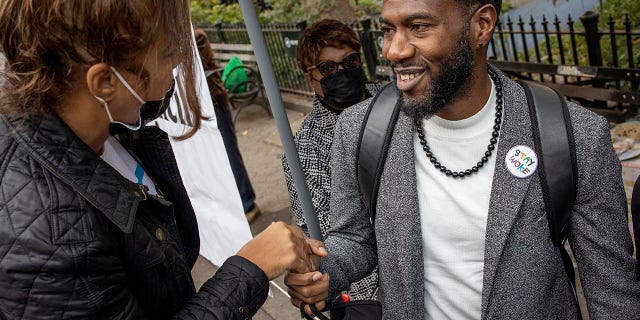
[93,67,147,133]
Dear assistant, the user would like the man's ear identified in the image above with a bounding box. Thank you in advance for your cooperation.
[86,63,116,101]
[471,4,498,50]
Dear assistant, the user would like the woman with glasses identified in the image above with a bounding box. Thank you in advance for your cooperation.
[0,1,320,319]
[282,19,382,304]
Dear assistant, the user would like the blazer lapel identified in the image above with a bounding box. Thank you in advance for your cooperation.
[481,70,537,316]
[377,111,426,318]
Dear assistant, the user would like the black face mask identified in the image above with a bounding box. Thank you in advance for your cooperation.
[140,79,176,126]
[109,79,176,136]
[319,67,367,110]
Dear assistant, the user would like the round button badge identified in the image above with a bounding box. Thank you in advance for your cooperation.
[505,145,538,178]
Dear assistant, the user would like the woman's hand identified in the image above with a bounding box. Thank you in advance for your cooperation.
[237,222,325,279]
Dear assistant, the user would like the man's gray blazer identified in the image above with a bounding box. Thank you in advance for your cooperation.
[320,66,640,319]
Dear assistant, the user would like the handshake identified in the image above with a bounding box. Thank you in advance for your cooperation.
[236,221,330,313]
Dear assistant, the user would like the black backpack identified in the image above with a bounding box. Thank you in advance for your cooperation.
[630,171,640,279]
[356,79,585,317]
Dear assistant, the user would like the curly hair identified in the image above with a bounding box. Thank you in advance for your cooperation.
[0,0,203,139]
[296,19,361,72]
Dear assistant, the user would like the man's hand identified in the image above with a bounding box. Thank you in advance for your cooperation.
[305,238,327,271]
[285,239,330,315]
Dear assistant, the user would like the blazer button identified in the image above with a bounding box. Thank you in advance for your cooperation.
[238,307,244,313]
[155,228,165,241]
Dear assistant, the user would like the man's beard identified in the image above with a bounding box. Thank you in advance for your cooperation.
[397,28,475,122]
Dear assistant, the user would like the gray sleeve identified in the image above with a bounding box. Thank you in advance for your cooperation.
[320,104,378,301]
[567,107,640,318]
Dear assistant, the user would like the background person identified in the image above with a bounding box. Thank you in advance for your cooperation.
[194,27,261,223]
[286,0,640,318]
[282,19,382,301]
[0,1,320,319]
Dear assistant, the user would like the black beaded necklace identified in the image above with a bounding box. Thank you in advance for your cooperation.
[415,69,503,178]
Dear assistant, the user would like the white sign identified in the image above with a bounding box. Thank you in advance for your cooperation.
[284,36,298,48]
[152,38,253,267]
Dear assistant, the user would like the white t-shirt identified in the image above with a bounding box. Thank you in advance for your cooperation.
[101,136,158,195]
[414,79,498,319]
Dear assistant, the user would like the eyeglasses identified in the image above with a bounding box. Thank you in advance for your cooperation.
[307,52,362,78]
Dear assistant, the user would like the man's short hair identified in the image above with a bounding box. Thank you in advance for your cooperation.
[296,19,361,72]
[458,0,502,16]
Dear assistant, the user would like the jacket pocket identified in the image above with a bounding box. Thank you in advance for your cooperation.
[122,196,179,271]
[122,198,194,318]
[123,218,169,271]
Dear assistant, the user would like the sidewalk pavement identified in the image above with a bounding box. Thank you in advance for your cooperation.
[191,95,313,320]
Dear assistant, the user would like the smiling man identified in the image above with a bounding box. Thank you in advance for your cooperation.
[285,0,640,319]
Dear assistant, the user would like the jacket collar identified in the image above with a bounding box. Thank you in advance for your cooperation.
[377,108,426,318]
[481,65,536,316]
[3,112,143,233]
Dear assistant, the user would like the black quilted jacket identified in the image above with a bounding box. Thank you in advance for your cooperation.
[0,112,269,319]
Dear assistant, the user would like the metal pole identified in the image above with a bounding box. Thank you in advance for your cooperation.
[214,22,226,43]
[237,0,322,240]
[580,10,603,68]
[359,18,377,80]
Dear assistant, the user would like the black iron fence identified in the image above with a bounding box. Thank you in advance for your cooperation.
[198,18,386,98]
[487,11,640,118]
[199,10,639,117]
[491,12,639,71]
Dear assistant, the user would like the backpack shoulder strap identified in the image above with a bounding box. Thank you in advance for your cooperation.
[518,80,582,319]
[357,83,402,222]
[631,173,640,278]
[518,80,578,246]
